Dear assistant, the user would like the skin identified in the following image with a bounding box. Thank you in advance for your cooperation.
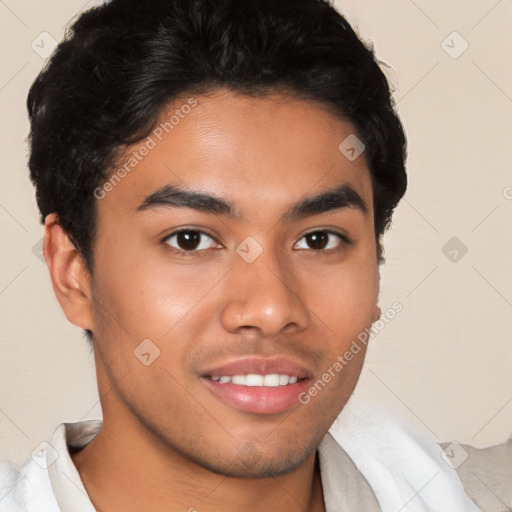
[44,88,380,511]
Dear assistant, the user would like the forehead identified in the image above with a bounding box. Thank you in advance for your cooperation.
[99,89,373,220]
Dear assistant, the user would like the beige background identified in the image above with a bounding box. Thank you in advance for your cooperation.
[0,0,511,464]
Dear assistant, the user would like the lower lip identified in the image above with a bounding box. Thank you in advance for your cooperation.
[201,378,310,415]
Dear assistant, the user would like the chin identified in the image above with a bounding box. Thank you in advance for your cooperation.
[185,437,318,479]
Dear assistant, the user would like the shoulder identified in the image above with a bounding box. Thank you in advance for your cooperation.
[442,438,512,512]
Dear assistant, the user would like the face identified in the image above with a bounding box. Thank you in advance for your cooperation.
[88,88,379,478]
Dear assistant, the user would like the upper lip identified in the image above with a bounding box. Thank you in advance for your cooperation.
[200,356,313,379]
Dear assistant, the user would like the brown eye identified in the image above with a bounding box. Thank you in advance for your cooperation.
[294,230,344,251]
[164,230,217,252]
[176,231,201,250]
[306,232,329,250]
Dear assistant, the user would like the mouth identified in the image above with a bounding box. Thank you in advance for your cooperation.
[200,357,312,415]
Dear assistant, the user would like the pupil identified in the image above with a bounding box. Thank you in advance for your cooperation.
[308,232,328,250]
[178,231,200,250]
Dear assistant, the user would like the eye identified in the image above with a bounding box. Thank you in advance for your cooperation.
[163,229,219,253]
[294,230,346,251]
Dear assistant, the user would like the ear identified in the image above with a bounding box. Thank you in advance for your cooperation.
[43,213,94,331]
[371,306,381,324]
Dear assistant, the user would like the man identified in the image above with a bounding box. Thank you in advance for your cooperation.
[0,0,510,510]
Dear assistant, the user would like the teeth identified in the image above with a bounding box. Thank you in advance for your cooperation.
[210,374,300,387]
[263,374,280,387]
[246,374,264,386]
[231,375,246,385]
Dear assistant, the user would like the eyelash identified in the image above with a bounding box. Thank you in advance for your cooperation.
[162,228,350,257]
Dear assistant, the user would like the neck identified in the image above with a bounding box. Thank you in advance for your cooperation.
[72,395,325,512]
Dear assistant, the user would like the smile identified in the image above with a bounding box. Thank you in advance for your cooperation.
[202,376,310,415]
[209,374,300,386]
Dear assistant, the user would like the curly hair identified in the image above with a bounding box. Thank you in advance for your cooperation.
[27,0,407,269]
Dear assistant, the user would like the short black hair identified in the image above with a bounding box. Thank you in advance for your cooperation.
[27,0,407,269]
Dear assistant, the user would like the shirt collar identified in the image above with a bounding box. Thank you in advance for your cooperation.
[48,420,100,512]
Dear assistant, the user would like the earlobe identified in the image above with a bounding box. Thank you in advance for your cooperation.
[44,213,94,331]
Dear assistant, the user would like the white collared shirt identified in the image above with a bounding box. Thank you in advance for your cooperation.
[0,400,489,512]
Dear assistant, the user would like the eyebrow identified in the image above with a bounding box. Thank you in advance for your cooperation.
[137,183,368,220]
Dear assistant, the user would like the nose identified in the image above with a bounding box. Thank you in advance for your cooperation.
[220,248,311,337]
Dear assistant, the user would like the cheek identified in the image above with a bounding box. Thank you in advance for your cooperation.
[90,227,378,351]
[90,244,224,341]
[297,255,379,336]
